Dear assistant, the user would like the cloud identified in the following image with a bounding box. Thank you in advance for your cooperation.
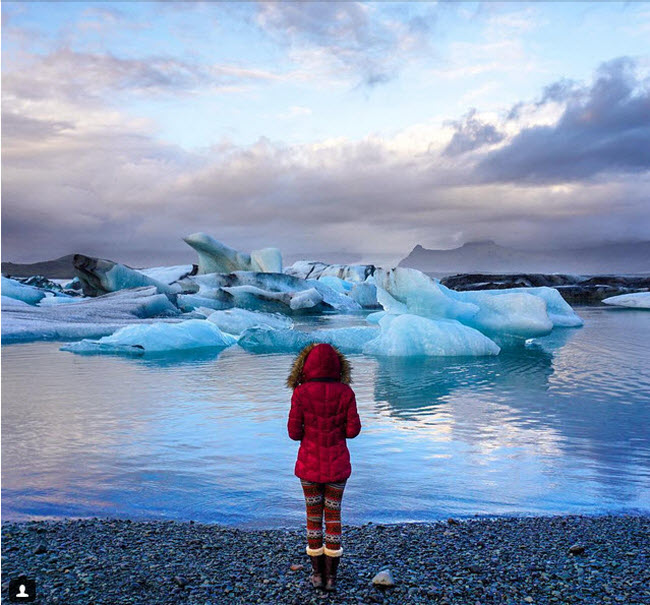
[443,109,505,156]
[478,57,650,183]
[254,1,434,87]
[1,47,285,110]
[2,50,649,266]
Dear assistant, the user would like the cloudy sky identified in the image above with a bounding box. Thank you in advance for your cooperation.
[2,1,649,267]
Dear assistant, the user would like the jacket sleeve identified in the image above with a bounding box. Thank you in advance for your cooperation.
[287,388,304,441]
[345,389,361,439]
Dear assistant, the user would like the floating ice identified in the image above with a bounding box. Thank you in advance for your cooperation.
[176,294,232,312]
[74,255,177,296]
[183,232,282,274]
[2,286,181,343]
[349,282,379,308]
[288,288,324,310]
[251,248,283,273]
[190,271,360,313]
[38,293,83,306]
[317,275,352,293]
[374,285,409,315]
[372,268,479,322]
[139,264,194,285]
[362,314,501,357]
[2,276,47,305]
[602,292,650,309]
[443,288,554,339]
[285,261,376,282]
[206,308,293,335]
[238,325,378,353]
[444,285,583,328]
[61,319,237,355]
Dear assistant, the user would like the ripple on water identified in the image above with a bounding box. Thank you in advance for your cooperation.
[1,306,649,523]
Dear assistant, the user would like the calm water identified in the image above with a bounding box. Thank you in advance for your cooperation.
[2,306,649,527]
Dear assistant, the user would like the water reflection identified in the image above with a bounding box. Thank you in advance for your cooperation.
[372,345,555,418]
[2,307,649,524]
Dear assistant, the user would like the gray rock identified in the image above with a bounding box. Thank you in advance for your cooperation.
[372,569,395,587]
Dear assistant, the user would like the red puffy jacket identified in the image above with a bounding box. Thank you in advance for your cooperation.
[287,343,361,483]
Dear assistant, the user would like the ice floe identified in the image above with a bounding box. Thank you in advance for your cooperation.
[602,292,650,309]
[2,287,180,343]
[61,319,236,355]
[362,314,501,357]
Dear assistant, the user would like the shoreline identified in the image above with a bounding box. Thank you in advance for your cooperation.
[3,514,649,604]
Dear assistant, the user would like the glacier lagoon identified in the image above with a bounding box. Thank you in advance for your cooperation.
[2,305,649,526]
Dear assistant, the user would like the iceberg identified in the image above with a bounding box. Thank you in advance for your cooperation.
[176,294,232,312]
[444,288,554,339]
[287,288,324,310]
[2,286,181,343]
[73,255,178,296]
[61,319,237,355]
[444,285,583,328]
[372,267,479,322]
[2,276,47,305]
[238,325,378,353]
[190,271,360,313]
[349,282,379,308]
[251,248,283,273]
[37,293,84,306]
[206,308,293,335]
[184,232,282,274]
[139,264,194,285]
[284,261,376,282]
[602,292,650,309]
[362,314,501,357]
[369,267,567,340]
[317,275,352,293]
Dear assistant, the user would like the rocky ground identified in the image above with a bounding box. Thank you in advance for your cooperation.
[2,515,649,604]
[439,274,650,304]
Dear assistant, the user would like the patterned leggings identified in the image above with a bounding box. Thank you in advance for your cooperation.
[300,478,347,557]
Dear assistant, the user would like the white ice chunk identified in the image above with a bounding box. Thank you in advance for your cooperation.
[602,292,650,309]
[238,325,378,353]
[38,293,84,305]
[362,313,500,357]
[2,286,180,343]
[373,284,409,314]
[2,276,47,305]
[61,319,237,355]
[184,232,253,274]
[139,264,194,285]
[372,268,479,322]
[284,261,376,282]
[206,308,293,335]
[192,271,359,313]
[289,288,324,310]
[446,285,583,327]
[251,248,282,273]
[444,287,554,339]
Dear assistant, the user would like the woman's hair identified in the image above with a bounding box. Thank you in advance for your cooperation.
[286,342,352,389]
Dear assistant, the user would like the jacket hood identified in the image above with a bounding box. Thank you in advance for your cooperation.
[286,343,352,389]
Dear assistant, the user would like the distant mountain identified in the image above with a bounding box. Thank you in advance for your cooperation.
[2,254,78,279]
[399,240,650,275]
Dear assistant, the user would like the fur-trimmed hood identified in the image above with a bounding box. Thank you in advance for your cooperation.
[286,343,352,389]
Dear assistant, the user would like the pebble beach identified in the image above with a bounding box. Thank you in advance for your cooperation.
[2,515,649,604]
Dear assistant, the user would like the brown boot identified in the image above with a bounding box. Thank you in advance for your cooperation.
[308,554,325,589]
[323,555,340,592]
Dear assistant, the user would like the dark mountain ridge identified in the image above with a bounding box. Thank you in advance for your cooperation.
[400,240,650,275]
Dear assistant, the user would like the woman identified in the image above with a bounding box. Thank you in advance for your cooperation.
[287,342,362,592]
